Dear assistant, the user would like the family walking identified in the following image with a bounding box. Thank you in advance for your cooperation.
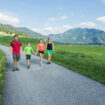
[9,35,54,71]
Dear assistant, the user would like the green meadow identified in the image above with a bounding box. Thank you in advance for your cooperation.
[0,36,105,84]
[0,50,6,105]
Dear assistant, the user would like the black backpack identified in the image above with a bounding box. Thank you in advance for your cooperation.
[12,40,21,47]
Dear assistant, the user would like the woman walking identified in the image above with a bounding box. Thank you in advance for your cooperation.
[46,38,54,64]
[36,39,45,66]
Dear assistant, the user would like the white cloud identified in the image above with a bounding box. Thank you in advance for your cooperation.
[31,25,73,35]
[78,22,96,28]
[0,12,19,25]
[49,17,56,21]
[32,27,55,35]
[44,23,50,27]
[96,16,105,23]
[63,25,73,29]
[60,15,68,20]
[49,15,68,22]
[44,27,54,31]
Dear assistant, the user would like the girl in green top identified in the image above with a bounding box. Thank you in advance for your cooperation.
[23,42,36,69]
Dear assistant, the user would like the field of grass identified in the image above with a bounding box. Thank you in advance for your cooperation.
[0,50,6,105]
[52,45,105,84]
[0,36,105,84]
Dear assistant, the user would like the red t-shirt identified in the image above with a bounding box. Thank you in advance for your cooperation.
[10,41,22,54]
[38,43,45,51]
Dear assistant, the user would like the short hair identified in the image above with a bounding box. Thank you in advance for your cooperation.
[48,38,50,40]
[48,38,51,42]
[39,39,42,42]
[14,35,18,38]
[27,42,30,45]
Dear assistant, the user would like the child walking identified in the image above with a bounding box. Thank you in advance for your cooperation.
[23,42,36,69]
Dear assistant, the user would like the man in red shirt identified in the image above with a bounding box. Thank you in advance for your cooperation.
[9,35,22,71]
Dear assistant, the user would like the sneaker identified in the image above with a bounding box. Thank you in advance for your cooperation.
[27,65,30,69]
[47,62,49,64]
[16,67,19,71]
[12,68,16,72]
[47,62,51,64]
[41,63,43,66]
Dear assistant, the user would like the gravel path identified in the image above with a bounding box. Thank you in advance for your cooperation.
[0,45,105,105]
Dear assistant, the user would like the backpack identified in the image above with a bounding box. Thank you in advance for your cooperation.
[12,40,21,47]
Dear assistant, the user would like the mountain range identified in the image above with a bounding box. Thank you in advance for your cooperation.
[0,23,105,45]
[0,24,43,38]
[48,28,105,45]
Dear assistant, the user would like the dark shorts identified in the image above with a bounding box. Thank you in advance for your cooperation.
[12,54,20,61]
[26,55,31,60]
[39,51,44,54]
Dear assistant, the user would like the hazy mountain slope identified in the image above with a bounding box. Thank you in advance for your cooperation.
[48,28,105,45]
[0,24,44,38]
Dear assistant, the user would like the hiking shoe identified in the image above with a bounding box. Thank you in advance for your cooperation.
[16,67,19,71]
[41,63,43,66]
[12,68,16,72]
[27,65,30,69]
[47,62,51,64]
[47,62,49,64]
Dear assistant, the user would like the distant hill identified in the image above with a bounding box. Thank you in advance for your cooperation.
[48,28,105,45]
[1,23,105,45]
[0,24,44,38]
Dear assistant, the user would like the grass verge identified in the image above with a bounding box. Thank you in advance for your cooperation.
[0,50,6,105]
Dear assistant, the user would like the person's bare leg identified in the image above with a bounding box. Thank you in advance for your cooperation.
[13,60,16,70]
[27,59,30,68]
[41,54,44,64]
[29,60,30,67]
[48,55,50,62]
[41,54,43,64]
[15,61,19,70]
[13,61,16,67]
[16,61,19,67]
[39,53,42,64]
[27,60,30,66]
[27,60,28,66]
[48,54,51,62]
[40,53,44,64]
[49,54,51,62]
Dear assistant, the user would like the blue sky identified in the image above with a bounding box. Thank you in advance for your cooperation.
[0,0,105,35]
